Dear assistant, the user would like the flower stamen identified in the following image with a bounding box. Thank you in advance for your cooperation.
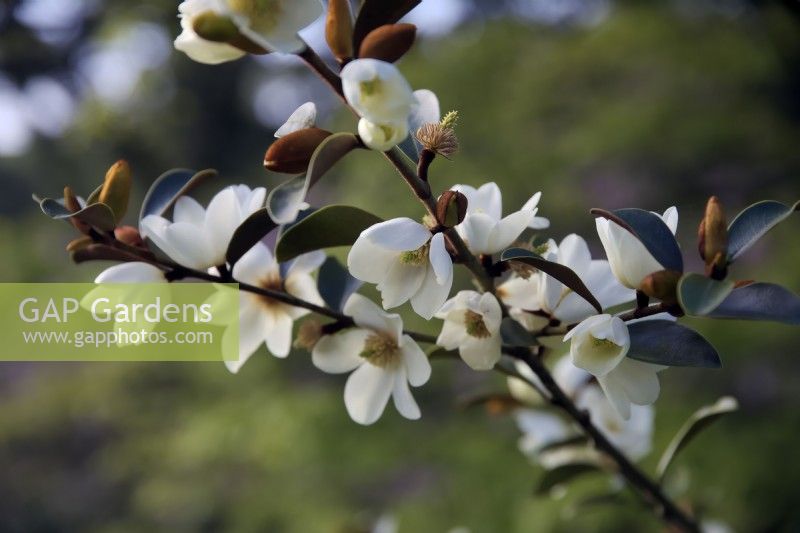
[360,333,400,368]
[464,310,491,339]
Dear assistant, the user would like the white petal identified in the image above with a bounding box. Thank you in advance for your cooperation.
[392,369,421,420]
[344,294,404,342]
[459,335,502,370]
[172,196,206,226]
[363,218,431,251]
[487,210,535,254]
[427,232,452,284]
[204,186,242,262]
[312,328,370,374]
[347,232,397,284]
[275,102,316,137]
[563,313,610,342]
[409,263,452,319]
[471,182,502,220]
[598,373,632,420]
[400,335,432,386]
[344,363,395,425]
[163,221,217,268]
[232,242,277,285]
[436,316,467,350]
[284,272,323,318]
[377,260,426,309]
[661,206,679,235]
[95,262,165,283]
[611,358,663,405]
[287,250,326,276]
[497,276,542,310]
[225,303,266,374]
[557,234,592,277]
[409,89,440,131]
[264,311,293,358]
[521,191,542,212]
[174,31,245,65]
[456,212,495,254]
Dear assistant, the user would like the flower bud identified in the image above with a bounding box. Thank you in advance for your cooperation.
[435,190,467,228]
[325,0,353,61]
[64,186,91,234]
[357,118,408,152]
[639,269,681,304]
[698,196,728,278]
[358,23,416,63]
[98,160,132,224]
[192,11,239,42]
[66,236,93,253]
[263,127,332,174]
[114,225,145,248]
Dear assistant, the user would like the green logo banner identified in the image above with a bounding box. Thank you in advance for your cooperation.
[0,283,240,361]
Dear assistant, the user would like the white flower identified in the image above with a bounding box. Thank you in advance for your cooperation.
[595,206,678,290]
[94,262,166,283]
[216,242,325,373]
[435,291,502,370]
[357,117,409,152]
[564,314,664,419]
[341,59,416,123]
[274,101,316,137]
[312,294,432,425]
[451,182,549,255]
[174,0,322,64]
[347,218,453,319]
[507,354,591,405]
[141,185,266,270]
[576,385,654,460]
[499,234,633,326]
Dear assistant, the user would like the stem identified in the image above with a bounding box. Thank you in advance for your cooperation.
[617,302,680,321]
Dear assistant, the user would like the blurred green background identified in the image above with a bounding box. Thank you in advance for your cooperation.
[1,0,799,531]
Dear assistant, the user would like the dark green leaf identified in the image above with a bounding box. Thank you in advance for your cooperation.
[627,320,721,368]
[40,198,116,232]
[275,205,383,262]
[225,208,278,266]
[500,248,603,314]
[606,208,684,272]
[500,316,538,347]
[139,168,217,222]
[708,282,800,325]
[352,0,421,53]
[656,396,738,481]
[677,273,734,316]
[727,200,799,262]
[535,463,601,495]
[317,256,362,312]
[267,133,360,224]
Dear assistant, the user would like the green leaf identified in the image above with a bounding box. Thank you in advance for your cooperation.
[225,208,278,267]
[627,320,721,368]
[500,317,538,347]
[39,198,116,232]
[317,256,362,312]
[267,133,360,224]
[727,200,799,262]
[139,168,217,222]
[708,282,800,325]
[535,463,602,496]
[656,396,738,481]
[352,0,421,53]
[500,248,603,314]
[677,273,734,316]
[275,205,383,263]
[597,208,684,273]
[537,435,590,454]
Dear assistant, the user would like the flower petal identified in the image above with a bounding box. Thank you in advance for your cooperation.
[264,310,293,358]
[275,102,316,138]
[409,263,451,319]
[347,232,397,284]
[427,232,452,284]
[344,363,395,425]
[225,303,266,374]
[392,369,421,420]
[488,210,535,254]
[95,262,165,283]
[459,335,502,370]
[400,335,431,386]
[344,294,404,342]
[363,218,431,251]
[312,328,370,374]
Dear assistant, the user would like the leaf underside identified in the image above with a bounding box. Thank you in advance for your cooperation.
[627,320,722,368]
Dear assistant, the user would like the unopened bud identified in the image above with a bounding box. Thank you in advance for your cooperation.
[114,225,144,248]
[358,23,416,63]
[64,186,90,234]
[639,269,681,304]
[98,160,132,224]
[325,0,353,61]
[435,190,467,228]
[192,11,240,42]
[264,127,332,174]
[698,196,728,279]
[294,319,323,351]
[66,236,93,253]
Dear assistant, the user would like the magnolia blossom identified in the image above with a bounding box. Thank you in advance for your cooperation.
[141,185,266,270]
[213,242,325,373]
[357,117,409,152]
[452,182,549,255]
[596,206,678,290]
[94,262,166,283]
[576,385,654,460]
[347,218,453,319]
[564,314,664,419]
[312,294,431,425]
[507,354,590,405]
[341,59,415,124]
[274,101,316,137]
[498,234,633,326]
[174,0,322,64]
[435,291,502,370]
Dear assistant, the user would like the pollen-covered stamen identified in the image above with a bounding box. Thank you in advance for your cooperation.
[255,271,285,310]
[399,242,430,266]
[360,333,400,368]
[227,0,283,33]
[464,309,491,339]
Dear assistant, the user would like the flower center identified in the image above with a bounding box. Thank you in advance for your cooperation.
[464,310,491,339]
[589,335,622,359]
[227,0,283,34]
[359,77,382,99]
[256,271,284,310]
[399,243,429,266]
[360,333,400,368]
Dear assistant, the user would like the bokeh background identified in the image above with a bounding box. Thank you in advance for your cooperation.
[1,0,799,531]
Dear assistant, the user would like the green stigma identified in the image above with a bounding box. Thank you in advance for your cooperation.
[360,333,400,368]
[399,243,429,266]
[359,78,382,98]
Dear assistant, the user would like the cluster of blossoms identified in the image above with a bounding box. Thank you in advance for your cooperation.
[37,2,799,530]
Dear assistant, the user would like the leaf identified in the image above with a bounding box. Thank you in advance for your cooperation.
[537,435,590,454]
[40,198,116,232]
[726,200,799,262]
[225,208,278,266]
[352,0,421,53]
[627,320,722,368]
[138,168,217,222]
[599,208,684,273]
[317,256,362,312]
[275,205,383,263]
[708,282,800,325]
[267,132,360,224]
[677,273,734,316]
[656,396,738,481]
[535,463,601,496]
[500,248,603,314]
[500,317,538,347]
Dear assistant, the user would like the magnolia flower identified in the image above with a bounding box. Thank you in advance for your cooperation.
[564,314,664,419]
[214,242,325,373]
[341,59,416,124]
[507,354,590,405]
[174,0,322,64]
[141,185,266,270]
[576,385,654,460]
[498,234,633,326]
[312,294,431,425]
[274,102,316,137]
[435,291,502,370]
[357,117,409,152]
[596,206,678,290]
[452,182,549,255]
[347,218,453,319]
[94,262,166,283]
